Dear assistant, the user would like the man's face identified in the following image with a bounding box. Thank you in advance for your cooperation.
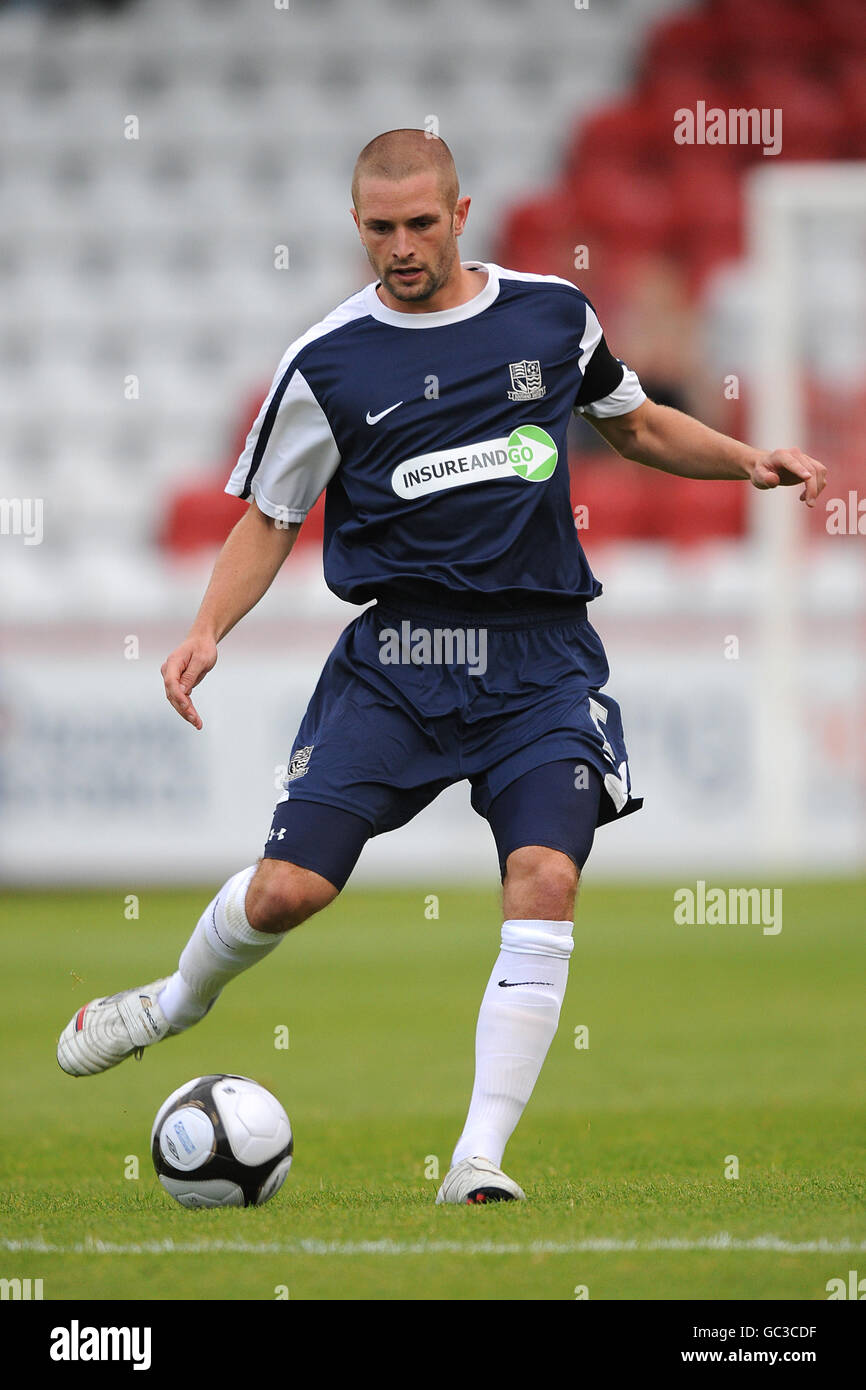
[352,171,469,308]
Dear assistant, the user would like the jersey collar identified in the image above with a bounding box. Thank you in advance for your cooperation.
[363,261,500,328]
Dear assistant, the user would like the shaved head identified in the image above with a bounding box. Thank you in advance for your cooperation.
[350,128,477,314]
[352,128,459,213]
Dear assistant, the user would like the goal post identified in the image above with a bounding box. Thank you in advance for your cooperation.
[747,162,866,869]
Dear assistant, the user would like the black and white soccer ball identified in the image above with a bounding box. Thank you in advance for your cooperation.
[151,1075,293,1209]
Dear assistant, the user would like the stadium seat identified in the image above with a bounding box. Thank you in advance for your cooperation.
[738,69,846,160]
[564,104,654,178]
[819,0,866,50]
[567,165,672,255]
[706,0,823,57]
[667,163,743,289]
[837,59,866,157]
[640,12,725,85]
[493,184,587,279]
[159,484,247,555]
[569,455,649,544]
[160,483,326,556]
[645,472,747,545]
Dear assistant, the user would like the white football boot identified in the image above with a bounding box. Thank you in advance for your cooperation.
[57,979,178,1076]
[435,1156,526,1205]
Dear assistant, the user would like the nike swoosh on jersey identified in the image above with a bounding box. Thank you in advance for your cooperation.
[366,401,403,425]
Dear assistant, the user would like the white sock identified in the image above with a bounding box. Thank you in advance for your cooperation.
[451,919,574,1169]
[159,865,284,1029]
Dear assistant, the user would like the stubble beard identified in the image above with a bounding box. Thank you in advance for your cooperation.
[378,237,459,304]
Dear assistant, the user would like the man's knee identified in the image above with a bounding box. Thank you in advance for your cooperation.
[503,845,579,921]
[246,858,339,934]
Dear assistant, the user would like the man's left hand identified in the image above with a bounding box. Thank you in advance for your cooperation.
[749,449,826,507]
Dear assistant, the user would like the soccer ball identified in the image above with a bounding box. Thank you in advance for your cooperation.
[151,1074,293,1209]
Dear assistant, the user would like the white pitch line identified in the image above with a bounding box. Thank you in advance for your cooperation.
[3,1235,866,1257]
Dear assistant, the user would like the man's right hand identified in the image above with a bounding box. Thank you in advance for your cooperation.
[161,635,218,730]
[158,501,301,730]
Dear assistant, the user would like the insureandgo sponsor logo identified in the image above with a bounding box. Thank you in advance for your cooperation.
[49,1320,152,1371]
[391,426,558,499]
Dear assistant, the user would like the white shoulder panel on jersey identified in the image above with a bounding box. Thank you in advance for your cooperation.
[493,263,584,292]
[496,265,646,418]
[224,288,371,520]
[224,368,340,521]
[577,298,604,372]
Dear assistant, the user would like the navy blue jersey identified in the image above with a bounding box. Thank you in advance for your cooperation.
[225,262,645,612]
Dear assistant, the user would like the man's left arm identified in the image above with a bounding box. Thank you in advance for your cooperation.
[588,399,826,507]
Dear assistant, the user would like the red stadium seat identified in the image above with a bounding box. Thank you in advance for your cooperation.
[160,484,246,555]
[645,473,747,545]
[160,486,325,556]
[564,104,656,178]
[493,184,585,278]
[706,0,823,58]
[739,70,846,160]
[640,12,729,87]
[834,57,866,157]
[564,165,672,255]
[571,453,747,547]
[633,85,753,175]
[667,162,743,289]
[819,0,866,51]
[570,455,649,543]
[667,164,741,244]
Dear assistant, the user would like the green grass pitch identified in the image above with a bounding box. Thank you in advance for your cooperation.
[1,878,864,1302]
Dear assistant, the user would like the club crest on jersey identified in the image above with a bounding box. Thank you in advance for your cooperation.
[285,745,314,782]
[507,359,547,402]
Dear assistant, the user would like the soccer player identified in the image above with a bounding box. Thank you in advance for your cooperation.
[57,130,825,1204]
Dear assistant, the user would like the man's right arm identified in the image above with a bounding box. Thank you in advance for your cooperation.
[161,500,301,729]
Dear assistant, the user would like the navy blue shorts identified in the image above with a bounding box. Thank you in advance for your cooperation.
[263,598,642,890]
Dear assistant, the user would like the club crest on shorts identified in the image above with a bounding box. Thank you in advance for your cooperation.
[285,745,314,782]
[507,359,546,402]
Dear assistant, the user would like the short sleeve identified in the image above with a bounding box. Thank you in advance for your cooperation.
[574,300,646,419]
[224,358,341,521]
